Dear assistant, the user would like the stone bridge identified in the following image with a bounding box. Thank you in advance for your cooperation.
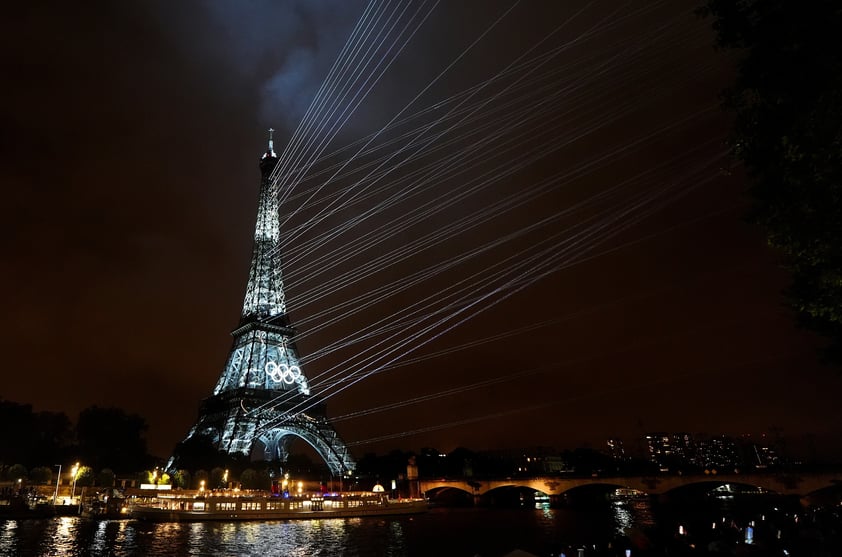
[420,471,842,498]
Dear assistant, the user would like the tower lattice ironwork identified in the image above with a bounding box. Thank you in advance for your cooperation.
[169,131,354,475]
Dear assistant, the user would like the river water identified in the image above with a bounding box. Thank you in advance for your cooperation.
[2,506,638,557]
[0,494,836,556]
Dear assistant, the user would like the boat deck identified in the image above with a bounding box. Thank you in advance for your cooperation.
[130,491,428,522]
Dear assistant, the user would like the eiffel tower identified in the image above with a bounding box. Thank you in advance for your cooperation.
[169,131,354,476]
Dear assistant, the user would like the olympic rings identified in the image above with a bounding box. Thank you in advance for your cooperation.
[265,361,302,385]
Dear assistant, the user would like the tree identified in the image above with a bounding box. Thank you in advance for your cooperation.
[699,0,842,361]
[32,409,73,465]
[0,400,35,465]
[6,463,27,482]
[446,448,476,477]
[170,469,191,489]
[284,453,321,477]
[97,468,116,487]
[168,433,241,473]
[29,466,54,485]
[75,406,151,473]
[76,465,94,487]
[210,467,227,489]
[0,400,72,467]
[239,468,258,489]
[560,448,613,476]
[193,469,209,490]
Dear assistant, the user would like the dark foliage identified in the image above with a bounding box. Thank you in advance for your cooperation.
[169,433,249,473]
[355,449,418,482]
[76,406,152,473]
[560,447,616,476]
[0,398,155,476]
[282,452,328,477]
[699,0,842,361]
[169,433,225,472]
[0,399,72,468]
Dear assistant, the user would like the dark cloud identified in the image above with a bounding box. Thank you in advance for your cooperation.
[144,0,367,132]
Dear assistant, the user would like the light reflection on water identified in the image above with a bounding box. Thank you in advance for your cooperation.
[0,521,15,552]
[389,521,406,556]
[0,513,522,556]
[0,494,683,557]
[89,520,107,555]
[45,516,78,556]
[612,501,634,533]
[107,516,409,557]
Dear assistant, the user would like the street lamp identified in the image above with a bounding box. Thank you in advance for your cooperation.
[53,464,62,505]
[70,462,80,502]
[199,480,206,493]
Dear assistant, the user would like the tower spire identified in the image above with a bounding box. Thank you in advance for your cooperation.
[267,127,276,157]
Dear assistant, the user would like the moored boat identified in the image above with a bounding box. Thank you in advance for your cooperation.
[129,491,428,522]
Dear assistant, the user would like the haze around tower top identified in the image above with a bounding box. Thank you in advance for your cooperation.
[197,0,365,132]
[3,0,842,461]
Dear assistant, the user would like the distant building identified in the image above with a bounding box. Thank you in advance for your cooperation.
[694,435,741,472]
[736,433,784,470]
[605,438,626,461]
[640,431,785,472]
[749,435,782,469]
[482,447,570,475]
[644,432,694,471]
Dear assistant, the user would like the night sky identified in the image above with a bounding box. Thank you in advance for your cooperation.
[4,0,842,461]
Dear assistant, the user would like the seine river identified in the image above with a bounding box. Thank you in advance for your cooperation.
[1,506,641,557]
[0,494,833,556]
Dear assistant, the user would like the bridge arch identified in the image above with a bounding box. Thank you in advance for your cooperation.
[425,485,474,506]
[481,484,551,507]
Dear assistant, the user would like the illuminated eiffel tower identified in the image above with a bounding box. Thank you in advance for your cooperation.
[169,131,354,476]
